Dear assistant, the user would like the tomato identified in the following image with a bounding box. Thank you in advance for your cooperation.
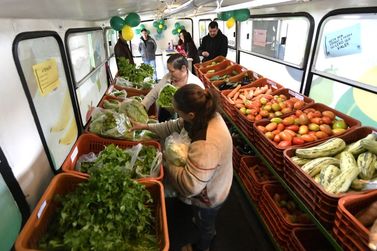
[315,131,328,139]
[298,125,309,135]
[255,114,263,121]
[279,131,293,142]
[319,124,333,135]
[293,100,305,110]
[301,134,316,142]
[322,110,335,120]
[277,123,285,132]
[273,134,281,143]
[265,122,278,131]
[278,140,292,148]
[282,116,295,126]
[265,132,275,140]
[257,125,267,133]
[292,137,305,145]
[284,129,297,137]
[286,125,299,132]
[310,117,322,125]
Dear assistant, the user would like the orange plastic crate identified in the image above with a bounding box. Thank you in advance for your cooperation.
[289,228,333,251]
[15,173,169,251]
[61,133,163,181]
[283,126,376,228]
[204,64,246,88]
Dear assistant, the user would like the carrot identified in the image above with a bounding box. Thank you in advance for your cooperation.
[227,97,235,104]
[227,84,241,98]
[247,89,254,99]
[234,98,244,104]
[232,91,240,101]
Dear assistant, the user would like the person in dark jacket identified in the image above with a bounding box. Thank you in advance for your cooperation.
[198,21,228,62]
[179,30,201,66]
[138,28,157,80]
[114,31,135,69]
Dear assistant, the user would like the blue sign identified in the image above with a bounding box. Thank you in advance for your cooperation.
[325,24,361,57]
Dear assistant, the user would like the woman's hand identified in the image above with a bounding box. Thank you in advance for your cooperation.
[130,120,149,131]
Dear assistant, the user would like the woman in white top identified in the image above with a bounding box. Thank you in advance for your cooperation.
[142,53,205,121]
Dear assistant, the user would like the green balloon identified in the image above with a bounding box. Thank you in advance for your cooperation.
[153,21,159,27]
[217,12,225,21]
[222,11,234,21]
[234,9,250,22]
[125,12,140,27]
[110,16,125,31]
[159,19,165,25]
[163,25,167,30]
[175,22,181,28]
[172,29,178,35]
[157,29,163,34]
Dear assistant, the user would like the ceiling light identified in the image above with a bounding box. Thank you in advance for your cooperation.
[215,0,294,12]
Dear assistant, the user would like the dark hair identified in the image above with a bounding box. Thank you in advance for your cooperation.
[209,21,218,29]
[167,54,188,70]
[141,28,148,33]
[180,29,193,43]
[174,84,218,137]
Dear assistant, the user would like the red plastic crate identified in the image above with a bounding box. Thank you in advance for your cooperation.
[333,190,377,250]
[204,64,246,89]
[283,126,375,227]
[238,156,276,201]
[254,102,361,173]
[289,228,334,251]
[61,133,163,181]
[211,69,262,93]
[15,173,169,251]
[198,59,234,76]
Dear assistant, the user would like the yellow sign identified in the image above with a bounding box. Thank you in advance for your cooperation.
[32,59,60,96]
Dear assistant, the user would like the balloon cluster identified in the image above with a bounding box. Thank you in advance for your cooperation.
[110,12,141,41]
[153,19,167,34]
[135,24,150,35]
[172,22,185,35]
[217,9,250,28]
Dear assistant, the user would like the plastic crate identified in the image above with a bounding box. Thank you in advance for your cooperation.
[283,126,375,228]
[112,84,151,96]
[204,64,246,88]
[238,156,276,202]
[289,228,334,251]
[254,102,361,173]
[333,190,377,250]
[15,173,169,251]
[198,59,234,77]
[61,133,163,181]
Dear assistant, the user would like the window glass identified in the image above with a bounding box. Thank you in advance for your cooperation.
[249,16,310,67]
[0,174,22,251]
[240,20,252,51]
[217,20,236,47]
[309,75,377,127]
[105,28,117,58]
[16,36,78,169]
[67,30,106,84]
[199,19,212,42]
[312,13,377,92]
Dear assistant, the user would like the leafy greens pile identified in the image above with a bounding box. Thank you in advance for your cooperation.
[39,166,159,251]
[78,143,160,179]
[117,58,154,89]
[157,84,177,108]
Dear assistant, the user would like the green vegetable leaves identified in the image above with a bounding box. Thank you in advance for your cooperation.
[117,58,154,87]
[157,84,177,108]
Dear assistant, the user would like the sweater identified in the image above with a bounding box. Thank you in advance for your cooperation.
[114,39,134,68]
[141,70,205,110]
[198,30,228,62]
[148,113,233,208]
[138,36,157,61]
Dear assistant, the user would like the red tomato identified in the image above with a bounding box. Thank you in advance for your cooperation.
[286,125,299,132]
[279,131,293,142]
[292,137,305,145]
[278,140,292,148]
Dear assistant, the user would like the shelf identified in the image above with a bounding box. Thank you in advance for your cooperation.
[233,173,282,251]
[223,112,343,251]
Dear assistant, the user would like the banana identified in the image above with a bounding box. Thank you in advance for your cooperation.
[50,89,73,132]
[58,118,77,145]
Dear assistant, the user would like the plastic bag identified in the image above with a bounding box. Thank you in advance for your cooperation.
[119,98,148,124]
[75,152,97,171]
[164,129,191,166]
[115,76,133,87]
[89,107,134,139]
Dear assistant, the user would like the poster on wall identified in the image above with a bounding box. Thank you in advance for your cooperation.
[324,24,361,57]
[253,29,267,47]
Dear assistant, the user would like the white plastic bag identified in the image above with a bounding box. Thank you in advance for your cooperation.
[164,129,191,166]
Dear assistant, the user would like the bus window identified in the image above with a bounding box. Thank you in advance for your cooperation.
[309,10,377,127]
[105,28,118,79]
[66,28,108,126]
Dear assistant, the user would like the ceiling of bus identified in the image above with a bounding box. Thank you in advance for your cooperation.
[0,0,306,21]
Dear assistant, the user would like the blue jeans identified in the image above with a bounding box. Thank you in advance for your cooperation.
[192,203,223,251]
[143,59,157,80]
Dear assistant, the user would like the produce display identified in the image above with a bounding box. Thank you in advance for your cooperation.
[257,108,350,148]
[117,57,154,89]
[218,75,252,90]
[289,133,377,194]
[77,143,161,179]
[38,168,158,251]
[272,192,312,224]
[209,70,239,81]
[356,201,377,250]
[107,88,128,99]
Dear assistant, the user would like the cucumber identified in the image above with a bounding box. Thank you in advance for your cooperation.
[358,152,377,180]
[319,164,341,190]
[295,138,346,159]
[301,157,340,177]
[361,138,377,155]
[347,133,377,156]
[291,156,311,167]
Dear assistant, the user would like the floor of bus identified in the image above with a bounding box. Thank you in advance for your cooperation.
[166,176,276,251]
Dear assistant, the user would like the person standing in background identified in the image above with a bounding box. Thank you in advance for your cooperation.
[179,30,200,66]
[138,28,157,80]
[114,31,135,69]
[198,21,228,62]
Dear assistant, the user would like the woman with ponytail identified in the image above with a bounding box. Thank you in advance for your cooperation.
[131,84,233,251]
